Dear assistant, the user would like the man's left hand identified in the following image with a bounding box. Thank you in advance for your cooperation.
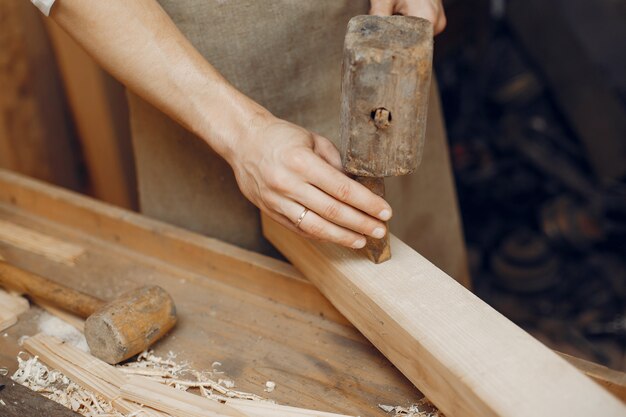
[370,0,447,34]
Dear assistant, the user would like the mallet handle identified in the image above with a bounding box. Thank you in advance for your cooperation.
[0,261,105,318]
[355,176,391,263]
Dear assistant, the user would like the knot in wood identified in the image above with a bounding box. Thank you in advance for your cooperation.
[371,107,391,129]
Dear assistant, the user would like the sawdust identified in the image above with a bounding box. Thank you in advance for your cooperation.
[37,312,89,352]
[12,347,273,417]
[379,398,444,417]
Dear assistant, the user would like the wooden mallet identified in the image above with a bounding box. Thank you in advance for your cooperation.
[0,260,176,364]
[341,15,433,263]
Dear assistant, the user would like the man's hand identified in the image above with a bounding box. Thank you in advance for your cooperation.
[227,116,392,249]
[370,0,447,34]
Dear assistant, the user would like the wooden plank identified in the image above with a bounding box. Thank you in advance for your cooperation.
[0,375,82,417]
[44,20,137,209]
[0,169,347,325]
[0,220,84,265]
[558,352,626,404]
[2,169,625,411]
[0,288,28,332]
[25,334,357,417]
[23,335,166,417]
[0,0,82,190]
[0,178,418,417]
[262,214,626,417]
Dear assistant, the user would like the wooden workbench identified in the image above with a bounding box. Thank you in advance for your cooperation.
[0,169,420,416]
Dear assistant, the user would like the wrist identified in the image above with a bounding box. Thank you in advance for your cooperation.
[193,83,274,164]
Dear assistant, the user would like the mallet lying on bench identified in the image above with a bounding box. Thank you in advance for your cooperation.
[0,260,176,364]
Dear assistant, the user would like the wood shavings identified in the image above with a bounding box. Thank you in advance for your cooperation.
[119,350,270,403]
[12,346,276,417]
[379,398,444,417]
[12,353,124,417]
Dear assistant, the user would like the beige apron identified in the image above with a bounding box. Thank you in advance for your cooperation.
[128,0,470,285]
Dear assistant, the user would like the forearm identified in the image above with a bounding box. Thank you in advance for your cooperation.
[49,0,270,160]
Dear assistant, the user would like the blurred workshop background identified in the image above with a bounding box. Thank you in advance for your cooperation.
[1,0,625,369]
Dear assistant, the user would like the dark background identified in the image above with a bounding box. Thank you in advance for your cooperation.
[436,0,626,369]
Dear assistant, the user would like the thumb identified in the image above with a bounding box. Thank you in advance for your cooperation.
[369,0,394,16]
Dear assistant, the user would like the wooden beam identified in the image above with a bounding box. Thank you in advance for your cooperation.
[262,214,626,417]
[0,220,84,266]
[0,0,82,190]
[44,20,137,209]
[558,352,626,404]
[2,169,626,404]
[0,169,346,325]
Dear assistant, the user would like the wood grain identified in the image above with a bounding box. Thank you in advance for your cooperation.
[0,169,347,325]
[0,220,84,265]
[0,288,28,332]
[2,170,624,414]
[340,16,432,177]
[558,352,626,404]
[0,260,104,318]
[262,214,626,417]
[0,170,418,416]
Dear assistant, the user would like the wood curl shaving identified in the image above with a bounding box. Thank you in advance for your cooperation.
[12,352,124,417]
[379,398,444,417]
[12,349,273,417]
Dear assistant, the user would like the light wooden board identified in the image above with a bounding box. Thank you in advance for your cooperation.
[0,288,29,332]
[0,169,347,325]
[559,352,626,404]
[0,219,84,265]
[0,169,418,416]
[262,214,626,417]
[1,169,624,413]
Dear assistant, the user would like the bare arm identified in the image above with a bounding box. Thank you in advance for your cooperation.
[49,0,394,249]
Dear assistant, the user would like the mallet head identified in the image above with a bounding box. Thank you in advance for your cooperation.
[84,285,177,364]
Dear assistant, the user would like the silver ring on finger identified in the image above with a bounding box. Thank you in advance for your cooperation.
[295,208,310,229]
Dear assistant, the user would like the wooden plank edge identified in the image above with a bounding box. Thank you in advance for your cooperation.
[558,351,626,404]
[261,214,626,417]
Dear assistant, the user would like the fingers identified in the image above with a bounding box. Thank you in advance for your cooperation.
[369,0,394,16]
[434,6,447,34]
[289,183,387,239]
[279,199,367,249]
[302,155,392,221]
[264,210,317,240]
[371,0,447,35]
